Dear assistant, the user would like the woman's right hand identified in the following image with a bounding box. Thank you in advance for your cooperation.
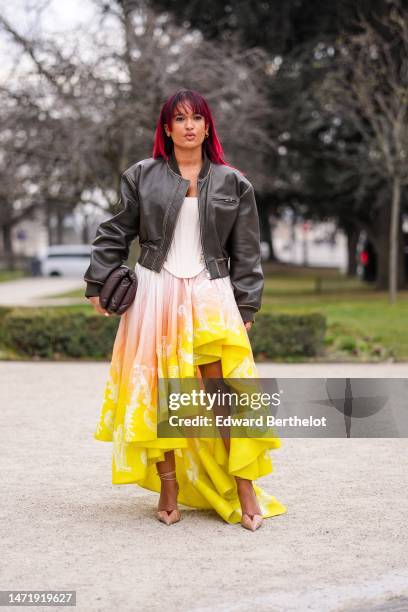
[89,296,112,317]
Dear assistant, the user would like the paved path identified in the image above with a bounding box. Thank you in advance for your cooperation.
[0,277,85,306]
[1,361,407,612]
[256,362,408,377]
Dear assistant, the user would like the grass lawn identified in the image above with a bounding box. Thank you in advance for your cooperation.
[0,270,26,282]
[34,263,408,361]
[261,263,408,361]
[47,288,87,298]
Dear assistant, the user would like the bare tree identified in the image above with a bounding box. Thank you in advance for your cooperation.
[319,1,408,302]
[94,0,281,188]
[0,0,279,262]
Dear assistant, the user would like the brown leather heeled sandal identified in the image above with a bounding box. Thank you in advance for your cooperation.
[156,469,181,525]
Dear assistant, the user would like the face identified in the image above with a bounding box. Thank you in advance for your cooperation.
[164,103,208,150]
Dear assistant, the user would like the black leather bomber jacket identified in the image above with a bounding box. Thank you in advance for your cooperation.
[83,148,264,323]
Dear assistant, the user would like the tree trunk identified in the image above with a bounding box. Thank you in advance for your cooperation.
[46,201,53,245]
[1,224,14,269]
[389,176,401,303]
[269,221,277,261]
[374,202,391,291]
[56,209,64,244]
[344,223,360,277]
[397,211,406,289]
[258,200,276,261]
[82,216,89,244]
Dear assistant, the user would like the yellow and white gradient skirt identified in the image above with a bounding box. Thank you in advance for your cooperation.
[94,262,287,524]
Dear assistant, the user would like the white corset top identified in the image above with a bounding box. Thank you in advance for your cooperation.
[162,196,206,278]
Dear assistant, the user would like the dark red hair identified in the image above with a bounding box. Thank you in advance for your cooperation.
[152,89,230,167]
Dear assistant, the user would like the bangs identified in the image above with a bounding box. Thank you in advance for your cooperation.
[169,91,207,121]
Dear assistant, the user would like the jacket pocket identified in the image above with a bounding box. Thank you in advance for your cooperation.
[212,196,238,203]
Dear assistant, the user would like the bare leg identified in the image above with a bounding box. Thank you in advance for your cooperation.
[198,360,262,518]
[199,360,231,452]
[156,450,178,513]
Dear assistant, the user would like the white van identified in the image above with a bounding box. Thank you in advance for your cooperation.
[39,244,92,277]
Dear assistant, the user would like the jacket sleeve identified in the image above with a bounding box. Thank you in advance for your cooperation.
[226,183,264,323]
[83,172,140,298]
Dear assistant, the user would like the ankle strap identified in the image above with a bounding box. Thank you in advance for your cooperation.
[157,469,177,480]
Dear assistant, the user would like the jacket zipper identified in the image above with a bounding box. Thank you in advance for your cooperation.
[198,167,214,276]
[159,179,187,265]
[197,182,207,274]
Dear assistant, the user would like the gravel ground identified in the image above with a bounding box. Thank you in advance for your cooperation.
[1,361,407,612]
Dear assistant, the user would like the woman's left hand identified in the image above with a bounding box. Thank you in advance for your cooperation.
[244,321,253,332]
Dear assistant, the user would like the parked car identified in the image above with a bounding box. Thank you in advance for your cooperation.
[356,231,408,282]
[39,244,92,277]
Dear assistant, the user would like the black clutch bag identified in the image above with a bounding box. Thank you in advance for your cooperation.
[99,265,138,315]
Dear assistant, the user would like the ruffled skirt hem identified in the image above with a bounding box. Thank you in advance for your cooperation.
[94,263,287,524]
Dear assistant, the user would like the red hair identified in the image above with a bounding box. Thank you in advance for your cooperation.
[152,89,232,168]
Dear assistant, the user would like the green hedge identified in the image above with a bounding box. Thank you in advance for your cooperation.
[1,308,120,359]
[250,312,326,359]
[0,308,326,360]
[0,306,13,345]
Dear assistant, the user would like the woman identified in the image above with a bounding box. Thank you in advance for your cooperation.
[84,88,286,531]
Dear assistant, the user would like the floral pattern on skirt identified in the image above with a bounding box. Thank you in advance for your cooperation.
[94,262,287,524]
